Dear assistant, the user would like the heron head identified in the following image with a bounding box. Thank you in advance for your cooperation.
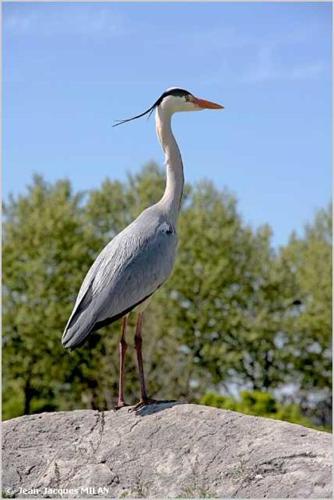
[113,87,223,127]
[159,87,224,114]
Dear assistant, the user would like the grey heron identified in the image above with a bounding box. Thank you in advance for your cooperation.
[62,87,223,409]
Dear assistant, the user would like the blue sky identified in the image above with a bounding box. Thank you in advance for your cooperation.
[3,2,332,247]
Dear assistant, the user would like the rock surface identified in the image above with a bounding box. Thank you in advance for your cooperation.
[2,402,332,498]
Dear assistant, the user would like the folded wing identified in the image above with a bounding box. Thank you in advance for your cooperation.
[62,209,177,349]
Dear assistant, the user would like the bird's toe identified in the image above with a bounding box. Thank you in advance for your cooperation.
[115,401,129,411]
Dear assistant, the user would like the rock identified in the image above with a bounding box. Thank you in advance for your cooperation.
[2,402,332,498]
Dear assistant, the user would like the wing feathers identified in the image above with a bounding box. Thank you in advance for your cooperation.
[62,208,177,349]
[62,291,155,349]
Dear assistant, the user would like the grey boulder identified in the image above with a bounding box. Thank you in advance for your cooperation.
[2,402,332,498]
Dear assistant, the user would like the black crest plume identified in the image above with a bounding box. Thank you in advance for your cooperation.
[113,88,191,127]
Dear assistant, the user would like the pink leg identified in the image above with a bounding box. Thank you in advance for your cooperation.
[130,313,174,412]
[116,316,128,409]
[134,312,148,402]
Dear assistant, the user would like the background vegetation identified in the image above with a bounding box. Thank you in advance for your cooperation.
[3,163,331,430]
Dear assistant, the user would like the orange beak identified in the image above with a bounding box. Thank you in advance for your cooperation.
[192,96,224,110]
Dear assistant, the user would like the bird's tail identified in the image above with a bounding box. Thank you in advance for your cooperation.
[62,308,96,349]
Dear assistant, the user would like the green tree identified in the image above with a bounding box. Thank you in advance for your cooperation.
[280,205,332,426]
[159,181,299,399]
[3,166,331,430]
[200,391,327,431]
[2,164,178,417]
[3,176,98,417]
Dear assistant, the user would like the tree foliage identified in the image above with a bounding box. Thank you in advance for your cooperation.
[2,164,331,429]
[279,205,332,426]
[200,391,328,431]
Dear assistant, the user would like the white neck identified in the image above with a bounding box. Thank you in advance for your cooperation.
[155,106,184,225]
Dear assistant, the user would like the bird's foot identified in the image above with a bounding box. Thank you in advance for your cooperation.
[128,398,177,412]
[128,398,158,412]
[115,401,129,411]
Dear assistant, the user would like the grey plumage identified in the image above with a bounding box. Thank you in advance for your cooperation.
[61,87,223,408]
[62,205,177,348]
[61,86,223,415]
